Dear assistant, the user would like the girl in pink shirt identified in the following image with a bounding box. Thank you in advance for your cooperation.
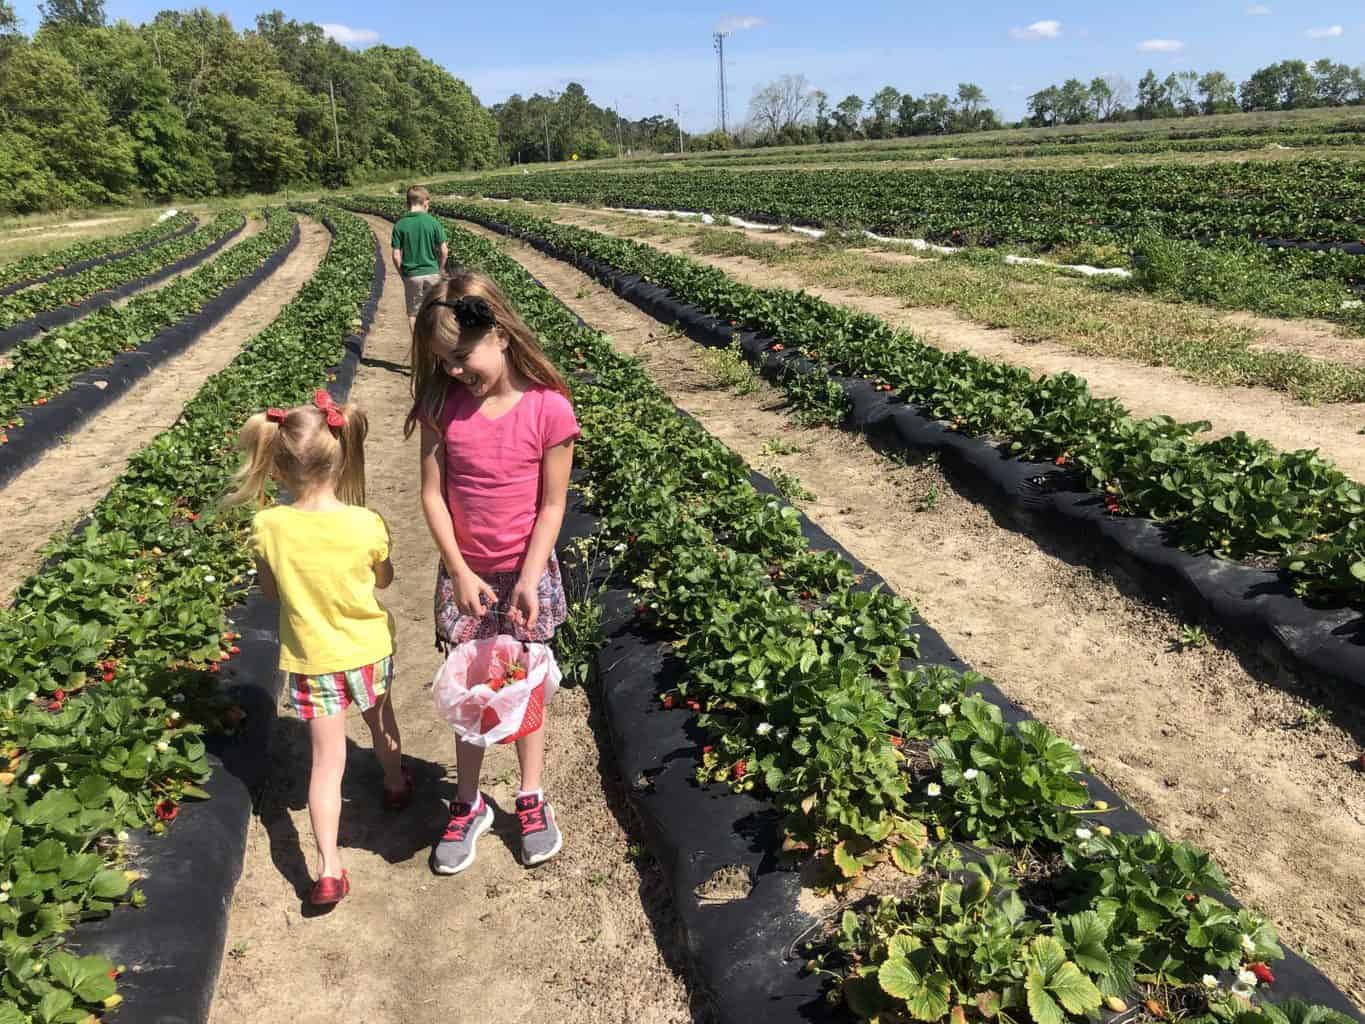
[408,270,578,875]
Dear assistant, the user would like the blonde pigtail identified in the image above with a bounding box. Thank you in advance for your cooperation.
[223,412,282,508]
[335,404,369,506]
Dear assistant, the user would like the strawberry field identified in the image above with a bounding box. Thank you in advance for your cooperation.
[0,205,377,1022]
[403,204,1362,1024]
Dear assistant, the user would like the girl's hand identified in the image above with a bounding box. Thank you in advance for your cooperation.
[508,577,540,633]
[454,569,498,618]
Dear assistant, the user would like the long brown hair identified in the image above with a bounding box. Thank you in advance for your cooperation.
[223,401,369,507]
[405,269,569,439]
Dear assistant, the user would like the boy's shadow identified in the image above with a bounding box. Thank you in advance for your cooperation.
[258,716,467,916]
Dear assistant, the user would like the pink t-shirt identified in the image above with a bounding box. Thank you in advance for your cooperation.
[437,383,580,575]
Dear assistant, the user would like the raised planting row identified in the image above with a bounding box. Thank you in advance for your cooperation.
[0,205,377,1023]
[450,159,1365,248]
[616,129,1365,170]
[0,213,195,298]
[0,209,294,436]
[425,210,1362,1024]
[406,197,1365,618]
[0,211,245,340]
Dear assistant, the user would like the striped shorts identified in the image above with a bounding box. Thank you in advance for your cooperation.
[287,655,394,720]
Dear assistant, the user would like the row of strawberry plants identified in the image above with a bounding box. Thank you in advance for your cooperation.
[620,129,1365,170]
[0,212,244,333]
[451,159,1365,247]
[422,197,1365,609]
[0,214,195,295]
[0,205,375,1023]
[428,210,1357,1024]
[0,209,294,434]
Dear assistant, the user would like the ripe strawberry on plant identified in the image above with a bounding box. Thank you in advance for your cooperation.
[1248,962,1275,985]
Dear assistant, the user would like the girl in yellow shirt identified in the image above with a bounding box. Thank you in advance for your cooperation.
[226,390,407,906]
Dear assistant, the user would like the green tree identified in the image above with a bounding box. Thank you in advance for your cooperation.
[0,41,136,211]
[38,0,103,28]
[896,93,924,135]
[0,0,19,37]
[1312,59,1357,106]
[953,82,986,131]
[1197,71,1238,114]
[1056,78,1092,124]
[866,85,900,138]
[1136,69,1172,118]
[1027,85,1060,127]
[832,94,863,140]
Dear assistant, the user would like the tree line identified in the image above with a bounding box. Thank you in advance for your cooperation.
[1028,59,1364,127]
[0,1,498,213]
[490,85,693,163]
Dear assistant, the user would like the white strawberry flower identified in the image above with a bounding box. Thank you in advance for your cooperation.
[1240,934,1256,955]
[937,702,953,716]
[0,881,10,891]
[756,722,773,736]
[1202,975,1219,990]
[25,772,41,786]
[926,783,942,797]
[118,831,130,842]
[962,768,979,781]
[1075,827,1093,840]
[156,740,170,753]
[1232,969,1258,998]
[169,710,181,722]
[204,574,216,584]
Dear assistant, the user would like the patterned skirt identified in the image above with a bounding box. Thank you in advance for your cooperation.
[434,550,567,653]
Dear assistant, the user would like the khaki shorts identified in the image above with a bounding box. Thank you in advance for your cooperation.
[403,273,442,317]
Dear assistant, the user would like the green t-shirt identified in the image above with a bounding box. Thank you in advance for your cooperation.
[390,211,446,278]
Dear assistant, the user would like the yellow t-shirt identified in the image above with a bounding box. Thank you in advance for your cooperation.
[250,505,394,675]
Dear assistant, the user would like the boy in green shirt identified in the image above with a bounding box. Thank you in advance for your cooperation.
[391,185,449,334]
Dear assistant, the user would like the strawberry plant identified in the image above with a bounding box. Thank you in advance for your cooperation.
[0,209,294,427]
[0,211,243,332]
[0,212,195,295]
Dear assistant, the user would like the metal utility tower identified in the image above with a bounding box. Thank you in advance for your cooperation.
[713,31,729,134]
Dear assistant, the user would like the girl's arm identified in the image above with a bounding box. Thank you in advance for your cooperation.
[419,422,496,614]
[510,438,574,630]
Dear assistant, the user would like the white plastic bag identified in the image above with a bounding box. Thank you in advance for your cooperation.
[431,635,560,747]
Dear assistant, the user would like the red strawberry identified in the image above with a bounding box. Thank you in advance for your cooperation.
[1249,962,1275,985]
[52,689,65,702]
[230,646,241,656]
[661,694,676,710]
[35,397,47,406]
[733,760,747,779]
[1184,892,1198,903]
[703,745,715,754]
[154,800,178,822]
[686,700,701,712]
[771,343,785,352]
[889,735,904,748]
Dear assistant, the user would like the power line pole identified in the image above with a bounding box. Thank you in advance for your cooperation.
[713,31,729,134]
[328,79,341,160]
[675,103,683,154]
[615,100,624,158]
[543,111,551,163]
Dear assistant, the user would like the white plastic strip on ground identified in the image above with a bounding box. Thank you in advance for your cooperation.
[453,197,1136,280]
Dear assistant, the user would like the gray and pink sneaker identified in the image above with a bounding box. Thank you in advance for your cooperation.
[515,794,562,866]
[432,796,494,875]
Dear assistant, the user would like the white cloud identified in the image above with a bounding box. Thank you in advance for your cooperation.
[716,15,764,32]
[1137,38,1185,52]
[1010,19,1062,41]
[1244,4,1272,14]
[1305,24,1344,38]
[320,23,380,47]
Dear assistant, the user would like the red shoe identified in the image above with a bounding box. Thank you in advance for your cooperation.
[383,766,414,812]
[309,870,349,906]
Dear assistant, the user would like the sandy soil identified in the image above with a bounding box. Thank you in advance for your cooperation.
[0,217,332,601]
[534,206,1365,482]
[0,215,132,240]
[465,221,1365,1012]
[105,214,266,310]
[208,216,694,1024]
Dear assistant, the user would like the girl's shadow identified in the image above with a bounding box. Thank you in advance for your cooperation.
[256,715,454,916]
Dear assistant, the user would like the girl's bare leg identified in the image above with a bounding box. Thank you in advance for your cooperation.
[307,712,349,879]
[360,694,404,791]
[455,739,486,805]
[515,710,546,794]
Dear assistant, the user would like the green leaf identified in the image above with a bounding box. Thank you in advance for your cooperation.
[1350,561,1365,582]
[891,840,923,874]
[91,869,130,899]
[1049,961,1102,1015]
[878,955,919,1001]
[832,842,860,879]
[37,990,73,1024]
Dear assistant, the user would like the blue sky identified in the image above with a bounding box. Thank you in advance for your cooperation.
[11,1,1364,128]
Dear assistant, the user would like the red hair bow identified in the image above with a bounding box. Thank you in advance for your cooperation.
[313,389,345,429]
[265,408,287,423]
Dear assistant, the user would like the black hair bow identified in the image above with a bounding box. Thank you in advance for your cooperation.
[431,295,497,330]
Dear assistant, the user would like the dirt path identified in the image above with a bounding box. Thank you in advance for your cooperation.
[208,216,693,1024]
[0,216,331,601]
[521,205,1365,480]
[465,222,1365,1011]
